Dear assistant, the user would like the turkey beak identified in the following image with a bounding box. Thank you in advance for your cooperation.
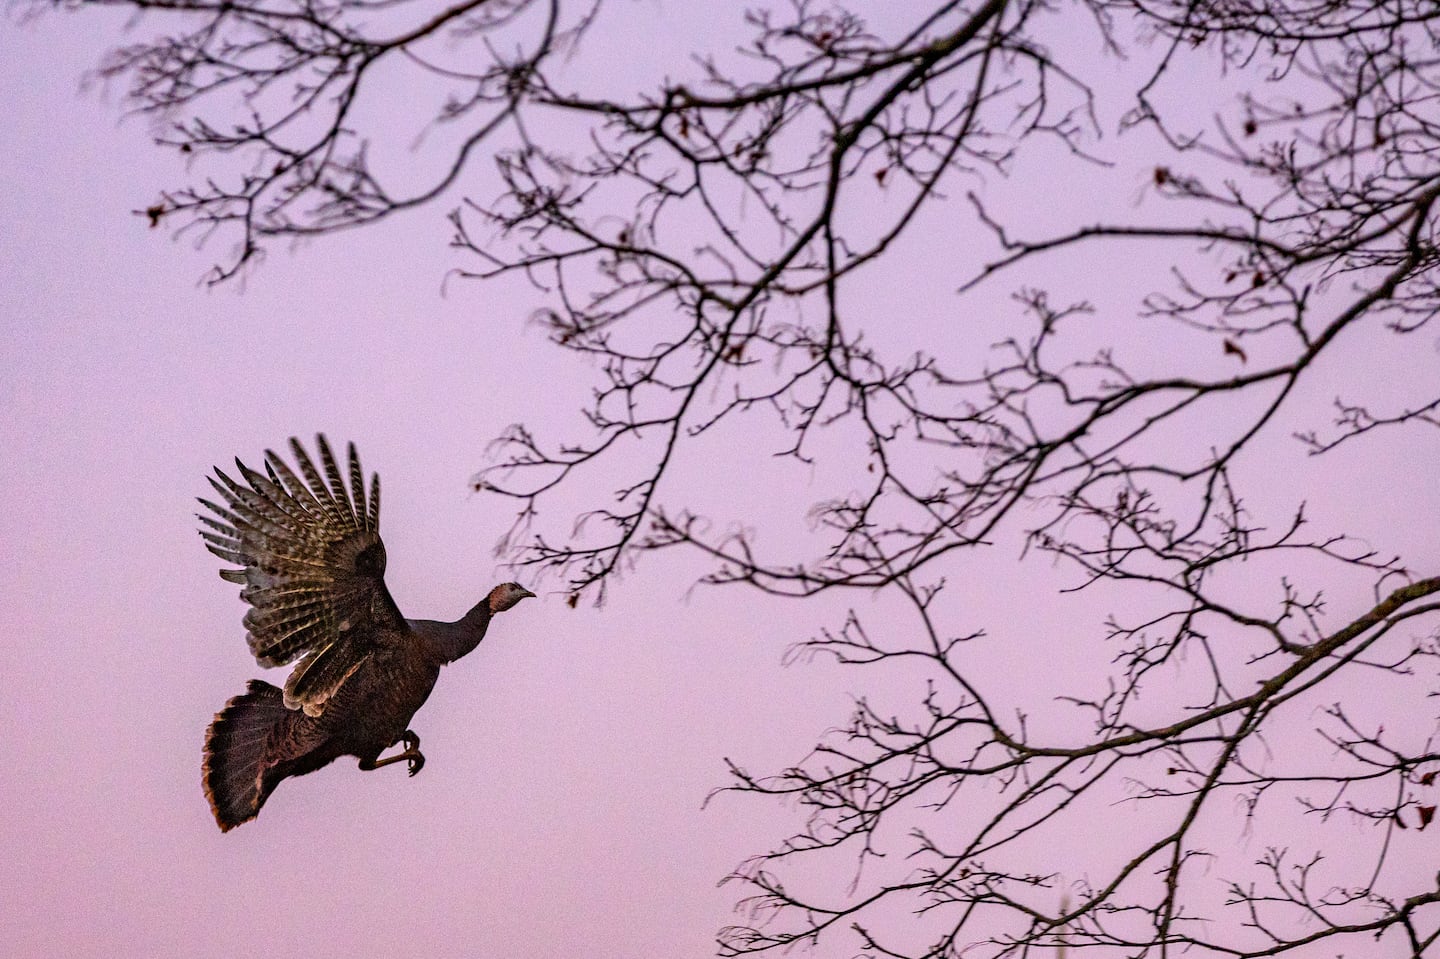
[518,587,536,600]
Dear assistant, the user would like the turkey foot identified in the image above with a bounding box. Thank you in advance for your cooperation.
[360,731,426,777]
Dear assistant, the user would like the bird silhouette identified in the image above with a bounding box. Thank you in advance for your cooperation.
[197,435,532,831]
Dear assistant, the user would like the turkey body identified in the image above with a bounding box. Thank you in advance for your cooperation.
[305,635,442,763]
[205,630,440,828]
[197,436,532,832]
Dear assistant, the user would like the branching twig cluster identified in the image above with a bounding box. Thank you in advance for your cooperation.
[68,0,1440,954]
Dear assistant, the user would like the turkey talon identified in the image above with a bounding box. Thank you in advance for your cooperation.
[360,730,426,775]
[400,731,423,775]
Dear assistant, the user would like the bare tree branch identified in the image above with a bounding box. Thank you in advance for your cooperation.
[63,0,1440,954]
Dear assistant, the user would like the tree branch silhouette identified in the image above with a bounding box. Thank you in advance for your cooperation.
[66,0,1440,954]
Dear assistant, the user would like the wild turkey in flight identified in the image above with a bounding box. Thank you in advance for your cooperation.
[197,435,533,831]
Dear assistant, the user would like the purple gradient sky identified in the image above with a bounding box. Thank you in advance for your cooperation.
[3,7,1437,959]
[0,13,846,957]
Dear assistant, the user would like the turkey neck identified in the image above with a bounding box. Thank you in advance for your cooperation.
[418,598,492,665]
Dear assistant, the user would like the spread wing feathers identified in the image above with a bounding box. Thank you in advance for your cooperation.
[282,630,373,718]
[198,435,406,715]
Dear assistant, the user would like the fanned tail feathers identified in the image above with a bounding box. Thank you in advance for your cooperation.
[202,680,290,832]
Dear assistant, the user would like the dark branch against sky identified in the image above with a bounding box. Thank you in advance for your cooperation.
[10,0,1440,956]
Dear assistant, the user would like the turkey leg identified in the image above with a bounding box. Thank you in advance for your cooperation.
[358,730,426,777]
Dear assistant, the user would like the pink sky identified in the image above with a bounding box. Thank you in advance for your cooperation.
[0,14,838,956]
[3,7,1437,959]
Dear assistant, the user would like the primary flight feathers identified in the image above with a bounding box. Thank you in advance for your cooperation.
[197,435,402,715]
